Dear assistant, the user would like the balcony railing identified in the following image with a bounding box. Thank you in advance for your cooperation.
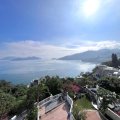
[106,108,120,120]
[66,93,75,120]
[37,93,75,120]
[38,93,62,107]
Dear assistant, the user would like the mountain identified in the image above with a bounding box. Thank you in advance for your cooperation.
[59,49,120,63]
[1,56,41,61]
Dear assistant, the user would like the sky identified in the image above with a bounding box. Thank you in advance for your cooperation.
[0,0,120,59]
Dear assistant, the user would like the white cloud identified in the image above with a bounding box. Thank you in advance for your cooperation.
[0,40,120,59]
[0,40,79,59]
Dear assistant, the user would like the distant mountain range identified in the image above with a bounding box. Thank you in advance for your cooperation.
[59,49,120,63]
[0,56,41,61]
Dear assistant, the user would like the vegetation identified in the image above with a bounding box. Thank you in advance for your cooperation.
[0,79,49,119]
[0,90,15,118]
[1,70,119,119]
[100,96,111,113]
[73,95,92,120]
[73,106,87,120]
[43,76,62,95]
[97,87,116,113]
[76,72,97,89]
[103,53,120,68]
[73,96,93,110]
[27,106,37,120]
[98,77,120,95]
[0,76,65,119]
[0,80,28,118]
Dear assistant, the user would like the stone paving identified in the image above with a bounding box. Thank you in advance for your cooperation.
[39,102,69,120]
[85,110,102,120]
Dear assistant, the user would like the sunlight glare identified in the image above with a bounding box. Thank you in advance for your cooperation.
[83,0,101,17]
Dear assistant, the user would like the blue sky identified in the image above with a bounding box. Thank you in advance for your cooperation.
[0,0,120,58]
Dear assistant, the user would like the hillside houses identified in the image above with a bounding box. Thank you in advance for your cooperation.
[85,86,120,120]
[93,65,120,79]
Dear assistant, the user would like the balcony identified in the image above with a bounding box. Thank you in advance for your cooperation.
[37,93,75,120]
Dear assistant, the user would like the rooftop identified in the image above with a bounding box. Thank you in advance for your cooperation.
[85,110,102,120]
[39,102,69,120]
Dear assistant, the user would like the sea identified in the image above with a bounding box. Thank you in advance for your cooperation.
[0,60,96,84]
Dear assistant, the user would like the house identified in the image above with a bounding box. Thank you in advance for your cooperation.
[93,65,120,79]
[30,79,40,86]
[85,85,120,120]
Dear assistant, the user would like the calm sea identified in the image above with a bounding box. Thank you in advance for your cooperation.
[0,60,96,84]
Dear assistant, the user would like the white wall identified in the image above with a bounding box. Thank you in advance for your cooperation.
[106,108,120,120]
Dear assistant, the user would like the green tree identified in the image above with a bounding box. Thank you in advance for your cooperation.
[0,90,15,118]
[0,80,12,93]
[27,106,37,120]
[45,76,62,95]
[98,88,116,113]
[11,84,27,98]
[26,86,37,109]
[112,53,118,68]
[26,82,50,109]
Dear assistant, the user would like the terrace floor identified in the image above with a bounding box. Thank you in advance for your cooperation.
[39,102,69,120]
[85,110,102,120]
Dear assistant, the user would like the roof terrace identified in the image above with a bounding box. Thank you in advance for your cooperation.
[39,102,69,120]
[37,93,74,120]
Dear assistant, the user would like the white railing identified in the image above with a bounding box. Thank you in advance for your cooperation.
[66,94,75,120]
[67,94,73,113]
[38,93,75,120]
[37,93,62,120]
[10,115,17,120]
[38,93,62,107]
[106,108,120,120]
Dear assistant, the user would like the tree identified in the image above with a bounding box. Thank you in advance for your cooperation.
[11,84,27,98]
[0,90,15,118]
[98,77,120,94]
[37,83,50,101]
[100,96,110,113]
[0,80,12,93]
[45,76,62,95]
[26,82,50,109]
[26,86,38,109]
[112,53,118,68]
[27,106,37,120]
[97,88,116,113]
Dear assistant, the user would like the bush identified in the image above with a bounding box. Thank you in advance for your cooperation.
[27,106,37,120]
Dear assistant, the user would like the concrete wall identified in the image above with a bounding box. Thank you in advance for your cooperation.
[106,108,120,120]
[66,94,75,120]
[66,94,73,113]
